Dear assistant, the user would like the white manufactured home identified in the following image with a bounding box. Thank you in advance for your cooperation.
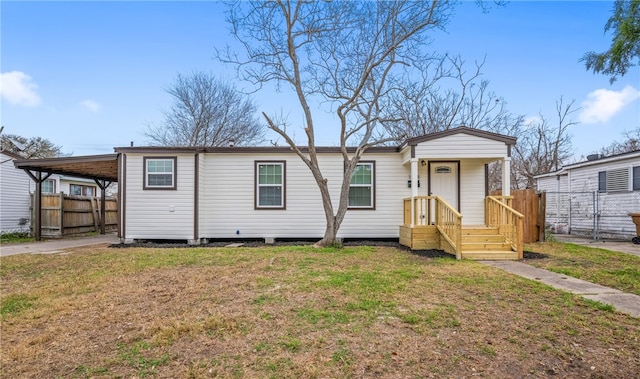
[116,127,524,260]
[535,150,640,239]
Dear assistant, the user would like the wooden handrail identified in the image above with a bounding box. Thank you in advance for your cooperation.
[490,195,513,208]
[434,196,462,260]
[403,196,436,226]
[403,196,462,259]
[485,196,524,258]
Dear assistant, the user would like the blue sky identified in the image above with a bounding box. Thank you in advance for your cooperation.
[1,1,639,161]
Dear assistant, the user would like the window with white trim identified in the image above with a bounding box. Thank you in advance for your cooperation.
[348,162,374,209]
[70,184,96,196]
[256,161,285,209]
[41,179,56,194]
[144,157,177,190]
[634,166,640,191]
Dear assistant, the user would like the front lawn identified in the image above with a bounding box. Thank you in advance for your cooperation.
[1,245,639,378]
[525,241,640,295]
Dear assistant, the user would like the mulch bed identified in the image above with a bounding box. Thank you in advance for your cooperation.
[110,240,547,260]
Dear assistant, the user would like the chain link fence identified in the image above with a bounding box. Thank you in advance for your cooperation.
[544,191,639,240]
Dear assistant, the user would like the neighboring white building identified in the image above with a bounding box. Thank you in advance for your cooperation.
[534,150,640,239]
[0,150,32,233]
[29,175,103,197]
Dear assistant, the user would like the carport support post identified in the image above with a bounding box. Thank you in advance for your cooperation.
[34,173,41,241]
[23,170,52,241]
[94,179,112,235]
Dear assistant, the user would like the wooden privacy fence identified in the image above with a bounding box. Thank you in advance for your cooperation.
[491,189,546,243]
[30,193,118,238]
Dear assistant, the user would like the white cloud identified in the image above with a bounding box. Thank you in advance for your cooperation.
[0,71,42,107]
[80,99,101,112]
[579,85,640,124]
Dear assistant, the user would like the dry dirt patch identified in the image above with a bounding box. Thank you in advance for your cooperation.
[1,245,639,378]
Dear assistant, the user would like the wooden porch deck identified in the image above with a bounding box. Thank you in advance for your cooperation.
[400,225,520,260]
[400,196,523,260]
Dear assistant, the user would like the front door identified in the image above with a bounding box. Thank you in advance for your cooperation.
[429,161,459,210]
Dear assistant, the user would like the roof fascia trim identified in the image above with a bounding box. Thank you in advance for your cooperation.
[401,126,517,148]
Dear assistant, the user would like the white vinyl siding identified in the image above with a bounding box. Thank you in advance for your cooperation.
[0,153,32,233]
[561,153,640,239]
[125,154,195,239]
[414,133,509,159]
[341,154,408,237]
[458,160,486,225]
[199,152,407,239]
[535,174,570,228]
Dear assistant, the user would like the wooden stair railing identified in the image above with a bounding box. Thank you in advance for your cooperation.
[485,196,524,259]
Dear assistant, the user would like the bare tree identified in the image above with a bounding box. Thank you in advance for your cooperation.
[596,127,640,156]
[145,72,265,147]
[383,55,524,192]
[386,55,524,140]
[221,1,456,246]
[511,97,578,188]
[0,133,64,158]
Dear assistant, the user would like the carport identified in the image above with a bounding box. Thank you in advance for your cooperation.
[14,154,119,241]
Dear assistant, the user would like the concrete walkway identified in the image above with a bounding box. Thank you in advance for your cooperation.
[479,233,640,318]
[481,260,640,318]
[0,234,119,257]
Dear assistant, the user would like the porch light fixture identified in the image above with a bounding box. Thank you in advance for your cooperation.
[421,160,426,166]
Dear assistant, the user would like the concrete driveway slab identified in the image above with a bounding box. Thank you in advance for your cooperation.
[551,234,640,257]
[0,234,119,257]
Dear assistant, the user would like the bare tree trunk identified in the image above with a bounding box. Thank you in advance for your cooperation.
[224,1,453,246]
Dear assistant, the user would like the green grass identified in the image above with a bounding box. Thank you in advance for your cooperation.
[0,294,36,317]
[525,241,640,295]
[278,337,302,353]
[1,244,639,378]
[116,340,169,378]
[0,231,34,244]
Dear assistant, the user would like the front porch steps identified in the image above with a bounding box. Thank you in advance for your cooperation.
[461,226,518,260]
